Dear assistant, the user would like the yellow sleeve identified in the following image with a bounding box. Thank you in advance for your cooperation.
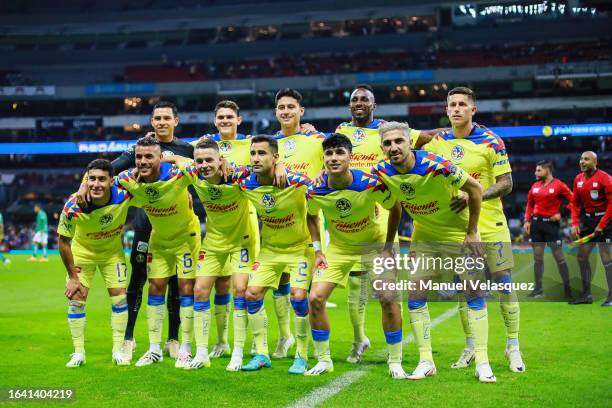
[410,129,421,148]
[489,137,512,177]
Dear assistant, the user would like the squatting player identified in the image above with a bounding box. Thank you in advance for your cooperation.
[117,136,201,367]
[569,151,612,306]
[305,134,406,378]
[523,160,573,298]
[415,87,525,373]
[58,159,136,367]
[271,88,326,359]
[166,138,258,371]
[240,135,315,374]
[374,122,496,383]
[78,101,195,361]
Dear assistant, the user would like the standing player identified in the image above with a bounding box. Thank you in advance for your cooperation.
[28,204,48,262]
[333,84,424,364]
[305,134,406,378]
[240,135,314,374]
[58,159,136,367]
[196,100,252,359]
[523,160,573,298]
[415,87,525,373]
[0,212,10,267]
[374,122,496,383]
[569,151,612,306]
[116,136,201,367]
[270,88,325,359]
[78,101,195,361]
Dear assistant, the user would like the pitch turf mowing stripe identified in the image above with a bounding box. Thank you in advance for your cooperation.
[286,306,459,408]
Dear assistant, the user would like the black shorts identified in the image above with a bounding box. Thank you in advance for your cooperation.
[580,214,611,243]
[530,217,561,246]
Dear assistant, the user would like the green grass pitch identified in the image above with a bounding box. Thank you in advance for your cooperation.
[1,253,610,407]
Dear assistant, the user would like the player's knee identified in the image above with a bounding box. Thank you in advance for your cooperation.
[290,297,309,317]
[245,288,262,302]
[148,280,166,296]
[308,291,326,311]
[377,290,397,308]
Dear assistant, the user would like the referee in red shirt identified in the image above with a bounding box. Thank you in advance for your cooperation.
[523,160,573,299]
[569,151,612,306]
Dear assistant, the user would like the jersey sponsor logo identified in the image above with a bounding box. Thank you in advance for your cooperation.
[352,128,366,143]
[451,145,464,161]
[577,181,584,188]
[261,193,276,211]
[136,241,149,252]
[593,182,598,187]
[335,198,352,217]
[99,213,113,227]
[590,190,599,200]
[161,151,175,158]
[533,188,540,193]
[282,140,297,157]
[144,186,160,201]
[136,254,145,263]
[549,188,555,193]
[60,220,73,232]
[85,224,123,240]
[400,200,440,215]
[198,250,206,261]
[399,182,416,200]
[208,186,222,200]
[219,141,232,153]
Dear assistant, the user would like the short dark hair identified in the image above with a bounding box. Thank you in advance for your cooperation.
[353,84,374,94]
[275,88,302,105]
[86,159,114,177]
[195,137,220,152]
[153,101,178,117]
[322,133,352,154]
[447,87,476,103]
[537,160,554,173]
[214,100,240,116]
[135,135,161,149]
[251,135,278,154]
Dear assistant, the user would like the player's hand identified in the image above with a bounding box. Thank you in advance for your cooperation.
[550,213,561,222]
[313,251,328,273]
[380,242,396,261]
[571,225,580,240]
[64,269,84,299]
[594,226,603,236]
[76,182,90,208]
[300,123,317,134]
[463,232,484,258]
[145,131,156,139]
[273,162,288,188]
[314,169,327,186]
[523,222,531,235]
[131,167,141,182]
[450,192,468,213]
[219,156,231,182]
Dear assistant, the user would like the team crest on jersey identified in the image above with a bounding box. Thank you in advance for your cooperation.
[400,182,416,199]
[209,186,222,200]
[218,141,232,153]
[590,190,599,200]
[352,128,366,143]
[283,140,297,153]
[161,151,174,158]
[262,193,276,209]
[144,186,160,200]
[451,145,464,161]
[335,198,352,216]
[99,214,113,227]
[198,250,206,261]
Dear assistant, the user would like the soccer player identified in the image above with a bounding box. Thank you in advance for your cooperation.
[523,160,573,298]
[28,204,48,262]
[0,212,10,267]
[166,138,258,371]
[569,151,612,306]
[415,87,525,373]
[196,100,252,359]
[78,101,194,361]
[58,159,136,367]
[240,135,314,374]
[116,136,201,367]
[305,134,405,378]
[270,88,326,359]
[374,121,496,383]
[333,84,426,364]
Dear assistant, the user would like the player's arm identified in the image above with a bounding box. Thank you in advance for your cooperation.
[161,155,191,164]
[570,176,582,239]
[58,234,85,299]
[412,128,447,150]
[596,175,612,234]
[306,212,328,271]
[459,176,484,256]
[523,187,534,235]
[483,172,513,201]
[383,201,401,257]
